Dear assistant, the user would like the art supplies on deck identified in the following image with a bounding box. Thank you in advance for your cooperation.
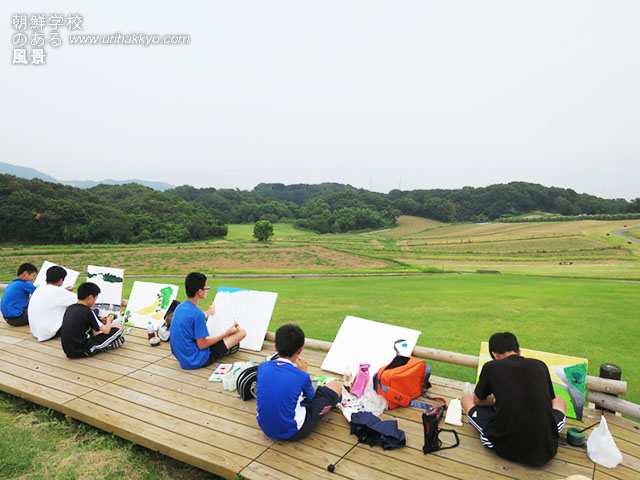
[209,364,233,382]
[222,361,255,390]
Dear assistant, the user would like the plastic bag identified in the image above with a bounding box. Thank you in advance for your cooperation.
[587,416,623,469]
[339,375,387,421]
[361,380,387,416]
[222,361,254,391]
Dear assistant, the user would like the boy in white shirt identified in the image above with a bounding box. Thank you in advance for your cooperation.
[28,265,77,341]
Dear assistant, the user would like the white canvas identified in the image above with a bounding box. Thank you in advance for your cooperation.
[124,281,179,329]
[33,261,79,289]
[86,265,125,313]
[207,287,278,351]
[321,315,422,375]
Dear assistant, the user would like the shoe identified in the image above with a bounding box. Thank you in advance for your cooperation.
[157,322,170,342]
[106,336,125,350]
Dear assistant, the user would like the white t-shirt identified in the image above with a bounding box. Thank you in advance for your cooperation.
[28,284,77,341]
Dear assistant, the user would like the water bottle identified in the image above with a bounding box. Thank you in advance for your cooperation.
[147,321,156,340]
[463,382,474,396]
[343,366,352,388]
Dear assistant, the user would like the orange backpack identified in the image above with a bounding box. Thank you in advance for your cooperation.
[373,355,432,409]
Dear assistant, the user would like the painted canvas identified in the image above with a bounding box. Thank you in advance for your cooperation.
[86,265,125,317]
[206,286,278,351]
[321,316,422,376]
[124,281,179,329]
[33,261,79,289]
[477,342,588,420]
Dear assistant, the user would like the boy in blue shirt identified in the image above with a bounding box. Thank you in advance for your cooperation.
[1,263,38,326]
[170,272,246,370]
[256,324,342,440]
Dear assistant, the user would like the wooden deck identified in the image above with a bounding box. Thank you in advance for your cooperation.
[1,319,639,480]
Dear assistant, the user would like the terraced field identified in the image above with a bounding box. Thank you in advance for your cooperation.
[1,216,639,280]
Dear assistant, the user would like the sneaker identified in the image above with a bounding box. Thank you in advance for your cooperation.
[157,322,170,342]
[106,336,125,350]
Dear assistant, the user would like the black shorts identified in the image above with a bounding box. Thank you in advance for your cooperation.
[4,308,29,326]
[288,386,341,441]
[467,406,566,449]
[201,340,240,368]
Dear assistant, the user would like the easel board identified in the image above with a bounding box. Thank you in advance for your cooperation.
[33,261,79,289]
[321,315,421,375]
[477,342,587,420]
[87,265,125,316]
[207,287,278,352]
[124,281,179,329]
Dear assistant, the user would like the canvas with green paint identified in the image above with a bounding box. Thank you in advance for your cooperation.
[124,281,179,329]
[87,265,125,318]
[477,342,587,420]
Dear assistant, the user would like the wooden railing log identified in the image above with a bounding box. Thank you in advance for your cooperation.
[263,332,628,396]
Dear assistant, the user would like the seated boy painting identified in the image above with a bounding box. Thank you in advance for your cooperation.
[256,324,342,440]
[28,265,77,341]
[1,263,38,326]
[461,332,567,466]
[169,272,246,370]
[61,282,125,358]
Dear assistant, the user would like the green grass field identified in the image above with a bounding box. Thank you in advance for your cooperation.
[225,223,316,242]
[122,274,640,406]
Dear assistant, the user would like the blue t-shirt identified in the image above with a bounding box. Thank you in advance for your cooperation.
[256,359,315,439]
[1,278,36,318]
[169,301,211,369]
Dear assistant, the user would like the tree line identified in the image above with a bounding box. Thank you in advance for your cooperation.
[0,176,226,244]
[1,175,638,244]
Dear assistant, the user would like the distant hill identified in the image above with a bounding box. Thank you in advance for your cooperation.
[252,182,360,204]
[63,178,175,191]
[2,172,639,244]
[0,162,59,183]
[0,162,175,191]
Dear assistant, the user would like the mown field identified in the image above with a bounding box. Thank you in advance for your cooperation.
[2,216,638,280]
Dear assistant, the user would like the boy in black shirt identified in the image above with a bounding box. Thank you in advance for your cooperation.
[461,332,566,466]
[61,282,125,358]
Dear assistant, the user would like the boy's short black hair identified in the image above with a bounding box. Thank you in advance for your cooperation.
[77,282,100,300]
[489,332,520,359]
[275,324,305,358]
[18,263,37,276]
[185,272,207,298]
[46,265,67,283]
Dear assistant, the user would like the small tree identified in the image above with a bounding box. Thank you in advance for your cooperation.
[253,220,274,242]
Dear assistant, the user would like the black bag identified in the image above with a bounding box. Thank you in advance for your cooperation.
[422,400,460,454]
[236,365,259,401]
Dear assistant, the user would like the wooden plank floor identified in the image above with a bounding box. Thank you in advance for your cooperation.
[1,320,639,480]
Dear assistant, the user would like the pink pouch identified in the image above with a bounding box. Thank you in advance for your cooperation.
[350,363,370,398]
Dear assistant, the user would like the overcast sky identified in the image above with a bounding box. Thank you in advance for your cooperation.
[2,1,639,199]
